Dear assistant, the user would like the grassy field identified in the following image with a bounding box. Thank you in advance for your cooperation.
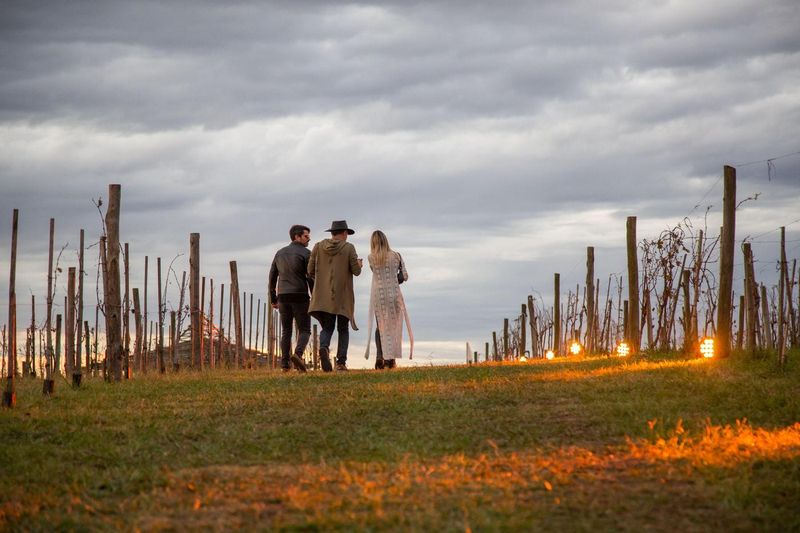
[2,350,800,531]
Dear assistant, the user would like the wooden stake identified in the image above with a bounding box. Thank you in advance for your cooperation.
[717,166,736,357]
[554,273,561,355]
[105,185,124,381]
[44,218,55,392]
[3,209,19,408]
[200,275,206,367]
[736,294,744,351]
[218,283,225,368]
[742,242,758,354]
[157,257,165,374]
[209,279,215,369]
[626,216,640,352]
[230,261,243,368]
[779,227,786,368]
[143,255,148,372]
[77,229,85,373]
[254,298,261,358]
[190,233,200,369]
[132,288,142,372]
[760,284,772,351]
[170,311,176,372]
[248,292,254,355]
[55,315,61,380]
[67,267,80,387]
[492,331,498,361]
[123,242,130,378]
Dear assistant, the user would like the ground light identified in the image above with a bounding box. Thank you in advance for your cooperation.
[615,342,630,357]
[569,341,583,355]
[700,337,715,358]
[545,350,555,360]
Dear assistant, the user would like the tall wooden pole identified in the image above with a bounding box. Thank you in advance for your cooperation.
[502,318,509,360]
[132,288,142,372]
[170,311,176,372]
[44,218,55,390]
[157,257,165,374]
[520,304,527,358]
[67,267,80,387]
[779,227,786,368]
[200,276,206,367]
[218,283,225,367]
[554,273,561,355]
[248,292,254,355]
[143,255,148,372]
[105,184,124,381]
[3,209,19,408]
[77,229,85,372]
[230,261,243,368]
[254,298,261,357]
[209,279,215,369]
[492,331,498,361]
[266,291,274,365]
[742,242,758,353]
[123,242,130,378]
[527,295,538,358]
[716,166,736,357]
[759,284,772,351]
[190,234,201,369]
[736,294,745,351]
[586,247,595,353]
[626,216,640,353]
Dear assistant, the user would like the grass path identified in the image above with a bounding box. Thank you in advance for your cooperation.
[2,352,799,531]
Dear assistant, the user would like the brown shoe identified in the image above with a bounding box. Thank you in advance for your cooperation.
[320,348,333,372]
[385,359,396,369]
[290,354,307,373]
[375,356,385,370]
[335,363,348,372]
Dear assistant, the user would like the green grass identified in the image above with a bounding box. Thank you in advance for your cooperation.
[2,350,800,531]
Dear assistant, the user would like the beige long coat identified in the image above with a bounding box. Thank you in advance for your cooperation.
[308,238,362,327]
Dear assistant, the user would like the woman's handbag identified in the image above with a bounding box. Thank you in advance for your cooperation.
[397,253,406,284]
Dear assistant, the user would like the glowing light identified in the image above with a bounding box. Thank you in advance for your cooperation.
[569,341,583,355]
[700,337,714,358]
[519,355,528,362]
[615,342,630,357]
[545,350,555,360]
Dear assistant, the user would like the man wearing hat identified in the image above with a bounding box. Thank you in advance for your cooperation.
[308,220,362,371]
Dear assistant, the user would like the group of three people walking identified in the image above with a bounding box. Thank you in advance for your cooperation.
[268,220,413,372]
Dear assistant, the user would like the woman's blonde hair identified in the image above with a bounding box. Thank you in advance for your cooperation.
[370,230,392,267]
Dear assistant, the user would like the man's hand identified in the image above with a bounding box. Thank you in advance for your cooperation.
[271,303,279,310]
[357,258,363,269]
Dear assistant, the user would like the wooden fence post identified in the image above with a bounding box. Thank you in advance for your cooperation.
[190,233,201,369]
[717,166,736,357]
[105,184,124,381]
[554,273,561,355]
[586,247,595,353]
[779,227,786,368]
[67,267,80,387]
[218,283,225,368]
[132,288,142,371]
[682,269,692,353]
[77,229,85,373]
[123,243,130,378]
[209,279,215,369]
[736,294,744,351]
[143,255,148,372]
[3,209,19,408]
[626,216,640,353]
[157,257,165,374]
[503,318,509,360]
[44,218,55,395]
[742,242,758,354]
[520,304,527,358]
[759,284,772,351]
[230,261,243,368]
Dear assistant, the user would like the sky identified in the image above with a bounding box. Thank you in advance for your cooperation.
[1,0,799,367]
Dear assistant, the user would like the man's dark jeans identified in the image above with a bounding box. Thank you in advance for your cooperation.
[317,312,349,365]
[278,299,311,369]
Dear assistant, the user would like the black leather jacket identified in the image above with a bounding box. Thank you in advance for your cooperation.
[268,242,313,303]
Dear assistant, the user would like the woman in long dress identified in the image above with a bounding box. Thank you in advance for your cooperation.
[364,230,413,368]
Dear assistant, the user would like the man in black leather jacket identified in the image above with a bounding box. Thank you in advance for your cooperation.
[268,225,314,372]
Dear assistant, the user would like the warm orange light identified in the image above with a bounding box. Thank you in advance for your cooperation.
[615,342,630,357]
[700,337,714,358]
[569,341,583,355]
[519,355,528,362]
[545,350,555,360]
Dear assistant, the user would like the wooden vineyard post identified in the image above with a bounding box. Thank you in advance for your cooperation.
[681,269,692,354]
[586,247,595,353]
[554,273,561,355]
[254,298,261,361]
[123,243,130,378]
[190,233,201,369]
[230,261,243,368]
[3,209,19,408]
[83,322,90,373]
[209,279,215,369]
[218,283,225,368]
[736,295,745,351]
[170,311,176,371]
[623,300,629,344]
[759,284,772,351]
[105,184,124,382]
[132,288,142,371]
[248,292,254,356]
[261,301,267,354]
[520,304,527,358]
[242,291,247,364]
[143,255,148,372]
[43,218,55,395]
[626,216,640,353]
[787,259,797,348]
[200,276,206,367]
[527,295,538,358]
[743,242,758,354]
[25,295,34,378]
[67,267,81,387]
[716,166,736,357]
[312,324,319,370]
[77,229,85,373]
[55,315,61,378]
[157,257,165,374]
[779,227,786,368]
[503,318,509,360]
[492,331,498,361]
[227,285,233,366]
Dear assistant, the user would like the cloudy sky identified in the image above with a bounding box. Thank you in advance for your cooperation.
[1,1,799,366]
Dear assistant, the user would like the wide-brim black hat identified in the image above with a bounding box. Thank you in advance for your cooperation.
[325,220,355,235]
